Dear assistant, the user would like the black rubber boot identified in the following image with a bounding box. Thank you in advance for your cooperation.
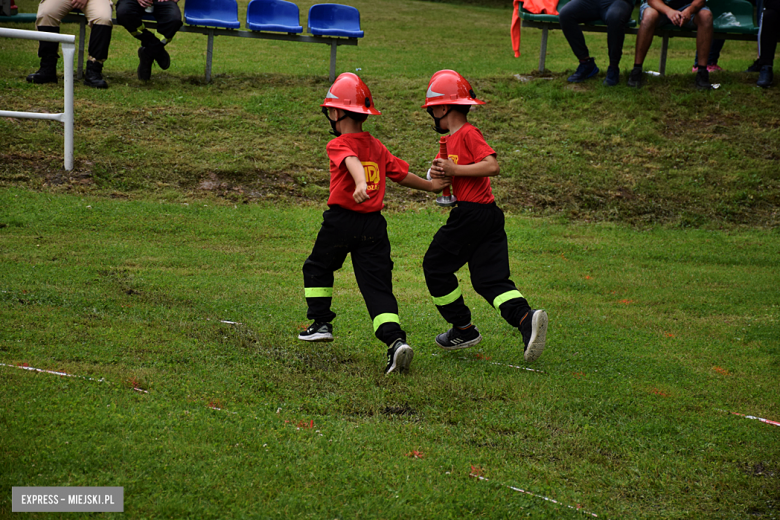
[26,26,59,84]
[84,60,108,89]
[137,47,154,81]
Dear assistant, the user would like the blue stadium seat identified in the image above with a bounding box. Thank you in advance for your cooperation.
[307,4,364,38]
[184,0,241,29]
[247,0,303,33]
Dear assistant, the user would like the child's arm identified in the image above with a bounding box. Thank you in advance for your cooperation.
[431,154,499,178]
[344,156,370,203]
[398,173,450,193]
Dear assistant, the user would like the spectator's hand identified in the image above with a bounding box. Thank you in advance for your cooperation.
[431,157,456,177]
[137,0,153,7]
[72,0,88,9]
[353,182,369,204]
[669,10,686,26]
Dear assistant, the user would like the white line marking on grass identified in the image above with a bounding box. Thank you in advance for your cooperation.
[717,409,780,427]
[1,362,109,383]
[469,471,598,517]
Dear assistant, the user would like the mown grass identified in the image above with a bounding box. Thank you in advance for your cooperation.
[1,188,779,518]
[1,0,778,226]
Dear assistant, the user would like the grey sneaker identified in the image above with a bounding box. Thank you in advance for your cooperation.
[298,321,333,342]
[520,310,548,362]
[627,67,643,88]
[385,339,413,374]
[435,325,482,350]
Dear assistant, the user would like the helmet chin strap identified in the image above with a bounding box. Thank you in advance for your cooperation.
[322,107,349,137]
[427,106,449,134]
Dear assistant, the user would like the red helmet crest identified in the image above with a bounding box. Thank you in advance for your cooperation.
[321,72,381,115]
[422,69,485,108]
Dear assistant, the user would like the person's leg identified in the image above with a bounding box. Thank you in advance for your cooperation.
[708,38,725,65]
[694,8,714,68]
[757,0,779,86]
[147,0,182,69]
[629,4,662,86]
[602,0,633,68]
[301,209,350,330]
[28,0,71,83]
[350,214,405,346]
[82,0,112,88]
[560,0,602,82]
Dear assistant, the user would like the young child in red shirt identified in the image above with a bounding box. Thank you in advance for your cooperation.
[300,73,450,374]
[423,70,548,362]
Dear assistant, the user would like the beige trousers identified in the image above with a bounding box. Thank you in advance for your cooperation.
[36,0,113,28]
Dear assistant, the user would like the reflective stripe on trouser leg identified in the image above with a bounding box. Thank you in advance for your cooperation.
[432,286,462,307]
[305,287,333,298]
[373,313,400,333]
[492,290,524,310]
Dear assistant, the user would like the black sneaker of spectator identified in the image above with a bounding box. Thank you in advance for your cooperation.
[695,68,712,90]
[745,59,763,73]
[757,66,774,88]
[567,58,599,83]
[627,66,643,88]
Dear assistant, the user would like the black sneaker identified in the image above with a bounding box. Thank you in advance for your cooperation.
[155,45,171,70]
[519,310,548,362]
[298,321,333,342]
[745,59,762,73]
[435,325,482,350]
[567,58,599,83]
[757,65,773,89]
[695,68,712,90]
[385,339,413,374]
[627,67,643,88]
[602,66,620,86]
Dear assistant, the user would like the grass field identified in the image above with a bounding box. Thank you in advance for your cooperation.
[1,0,779,518]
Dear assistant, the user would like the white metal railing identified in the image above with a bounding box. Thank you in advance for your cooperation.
[0,27,75,171]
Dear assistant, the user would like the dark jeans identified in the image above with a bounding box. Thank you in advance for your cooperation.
[559,0,635,68]
[695,38,725,65]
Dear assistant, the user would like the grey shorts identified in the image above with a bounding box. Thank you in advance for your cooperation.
[639,2,710,27]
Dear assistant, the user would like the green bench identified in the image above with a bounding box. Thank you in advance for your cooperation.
[519,0,759,74]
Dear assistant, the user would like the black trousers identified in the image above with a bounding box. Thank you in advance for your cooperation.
[423,202,530,329]
[759,0,780,66]
[559,0,634,67]
[302,206,405,346]
[116,0,182,43]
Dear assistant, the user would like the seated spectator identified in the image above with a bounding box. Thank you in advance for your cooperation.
[116,0,183,82]
[627,0,714,89]
[755,0,778,87]
[559,0,636,86]
[26,0,112,89]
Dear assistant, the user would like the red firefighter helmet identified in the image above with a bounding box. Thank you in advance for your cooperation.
[422,69,485,108]
[321,72,381,115]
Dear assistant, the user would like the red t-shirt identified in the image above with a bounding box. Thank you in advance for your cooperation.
[436,123,496,204]
[326,132,409,213]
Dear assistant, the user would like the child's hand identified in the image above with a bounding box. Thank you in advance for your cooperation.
[430,177,451,193]
[431,157,455,178]
[353,183,369,204]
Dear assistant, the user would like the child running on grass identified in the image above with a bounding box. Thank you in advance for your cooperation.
[422,70,549,362]
[299,73,450,374]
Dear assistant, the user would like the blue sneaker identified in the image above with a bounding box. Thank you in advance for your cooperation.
[567,58,599,83]
[603,66,620,86]
[757,66,773,89]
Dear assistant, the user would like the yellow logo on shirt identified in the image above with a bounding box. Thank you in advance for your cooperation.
[362,161,380,191]
[448,154,458,164]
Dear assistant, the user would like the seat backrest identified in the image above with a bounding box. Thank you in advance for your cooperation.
[247,0,302,31]
[184,0,241,28]
[308,3,361,33]
[705,0,756,25]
